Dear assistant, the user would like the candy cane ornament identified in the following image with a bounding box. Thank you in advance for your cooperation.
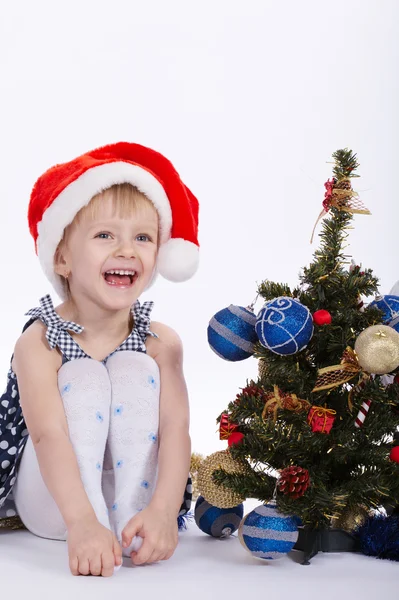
[355,399,372,428]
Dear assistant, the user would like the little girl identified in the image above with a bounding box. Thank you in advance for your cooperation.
[0,142,199,577]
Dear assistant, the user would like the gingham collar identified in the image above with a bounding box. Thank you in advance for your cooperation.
[25,294,158,361]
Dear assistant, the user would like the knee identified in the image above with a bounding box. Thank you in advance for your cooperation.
[58,358,111,389]
[106,350,159,374]
[105,351,160,390]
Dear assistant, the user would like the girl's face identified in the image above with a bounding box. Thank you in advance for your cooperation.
[56,195,159,310]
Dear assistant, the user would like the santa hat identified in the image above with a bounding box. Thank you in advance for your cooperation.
[28,142,199,298]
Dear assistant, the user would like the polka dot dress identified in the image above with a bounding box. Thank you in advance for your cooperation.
[0,295,192,521]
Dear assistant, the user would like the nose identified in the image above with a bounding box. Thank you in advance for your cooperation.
[115,238,138,259]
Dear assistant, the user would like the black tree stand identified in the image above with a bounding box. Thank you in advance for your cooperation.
[293,527,360,565]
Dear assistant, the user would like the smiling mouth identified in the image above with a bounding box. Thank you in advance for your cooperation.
[103,269,137,287]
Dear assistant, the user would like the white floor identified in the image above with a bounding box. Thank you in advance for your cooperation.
[0,499,397,600]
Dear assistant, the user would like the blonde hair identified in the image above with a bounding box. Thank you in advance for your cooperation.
[69,183,157,228]
[55,183,159,296]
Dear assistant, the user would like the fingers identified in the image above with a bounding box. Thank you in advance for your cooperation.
[131,539,153,565]
[78,558,90,576]
[122,515,142,549]
[113,537,123,567]
[69,553,118,577]
[89,556,102,577]
[69,556,79,576]
[131,542,176,565]
[101,552,117,577]
[163,548,175,561]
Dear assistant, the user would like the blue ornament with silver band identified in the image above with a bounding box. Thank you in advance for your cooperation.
[208,304,258,361]
[238,500,300,560]
[369,295,399,333]
[256,296,313,355]
[194,496,244,537]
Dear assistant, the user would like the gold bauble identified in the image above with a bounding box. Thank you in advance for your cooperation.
[331,505,369,532]
[197,450,248,508]
[354,325,399,375]
[258,359,268,380]
[190,452,205,500]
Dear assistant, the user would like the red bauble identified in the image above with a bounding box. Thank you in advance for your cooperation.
[313,310,332,326]
[228,432,244,447]
[389,446,399,463]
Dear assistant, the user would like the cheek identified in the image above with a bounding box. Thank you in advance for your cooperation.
[146,246,158,264]
[71,243,104,274]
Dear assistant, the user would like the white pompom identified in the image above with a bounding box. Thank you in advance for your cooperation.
[157,238,199,282]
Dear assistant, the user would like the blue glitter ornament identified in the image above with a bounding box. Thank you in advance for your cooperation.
[194,495,244,537]
[256,297,313,355]
[208,305,258,361]
[369,295,399,333]
[238,501,299,560]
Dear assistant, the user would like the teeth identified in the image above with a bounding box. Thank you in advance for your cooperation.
[106,270,136,275]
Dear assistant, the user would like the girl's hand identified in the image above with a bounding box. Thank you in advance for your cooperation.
[67,514,122,577]
[121,504,178,565]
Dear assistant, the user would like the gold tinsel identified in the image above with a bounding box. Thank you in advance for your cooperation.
[329,177,370,214]
[0,515,26,530]
[190,452,205,500]
[262,385,311,422]
[311,176,371,243]
[354,325,399,375]
[197,450,248,508]
[312,347,361,392]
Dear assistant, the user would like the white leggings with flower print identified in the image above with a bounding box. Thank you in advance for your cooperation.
[13,351,160,556]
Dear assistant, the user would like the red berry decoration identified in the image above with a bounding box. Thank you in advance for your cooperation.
[277,465,310,499]
[313,309,332,326]
[227,432,244,447]
[389,446,399,463]
[394,374,399,385]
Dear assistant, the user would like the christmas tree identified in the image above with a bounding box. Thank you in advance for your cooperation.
[205,149,399,561]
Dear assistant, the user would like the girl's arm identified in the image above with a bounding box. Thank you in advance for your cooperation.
[13,323,96,528]
[150,323,191,515]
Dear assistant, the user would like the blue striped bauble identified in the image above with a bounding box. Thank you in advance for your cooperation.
[238,501,299,560]
[207,305,258,361]
[369,295,399,332]
[194,495,244,537]
[256,297,313,355]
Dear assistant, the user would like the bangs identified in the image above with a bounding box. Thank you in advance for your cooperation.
[75,183,157,224]
[59,183,159,248]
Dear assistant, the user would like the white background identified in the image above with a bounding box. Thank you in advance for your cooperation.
[1,0,398,461]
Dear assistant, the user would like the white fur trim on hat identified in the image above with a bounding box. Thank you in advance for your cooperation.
[37,162,173,299]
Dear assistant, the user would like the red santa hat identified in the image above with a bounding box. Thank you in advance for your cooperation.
[28,142,200,298]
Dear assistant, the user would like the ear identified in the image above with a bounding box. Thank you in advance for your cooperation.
[53,242,69,277]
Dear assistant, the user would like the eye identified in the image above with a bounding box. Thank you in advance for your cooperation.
[136,234,152,242]
[95,232,112,239]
